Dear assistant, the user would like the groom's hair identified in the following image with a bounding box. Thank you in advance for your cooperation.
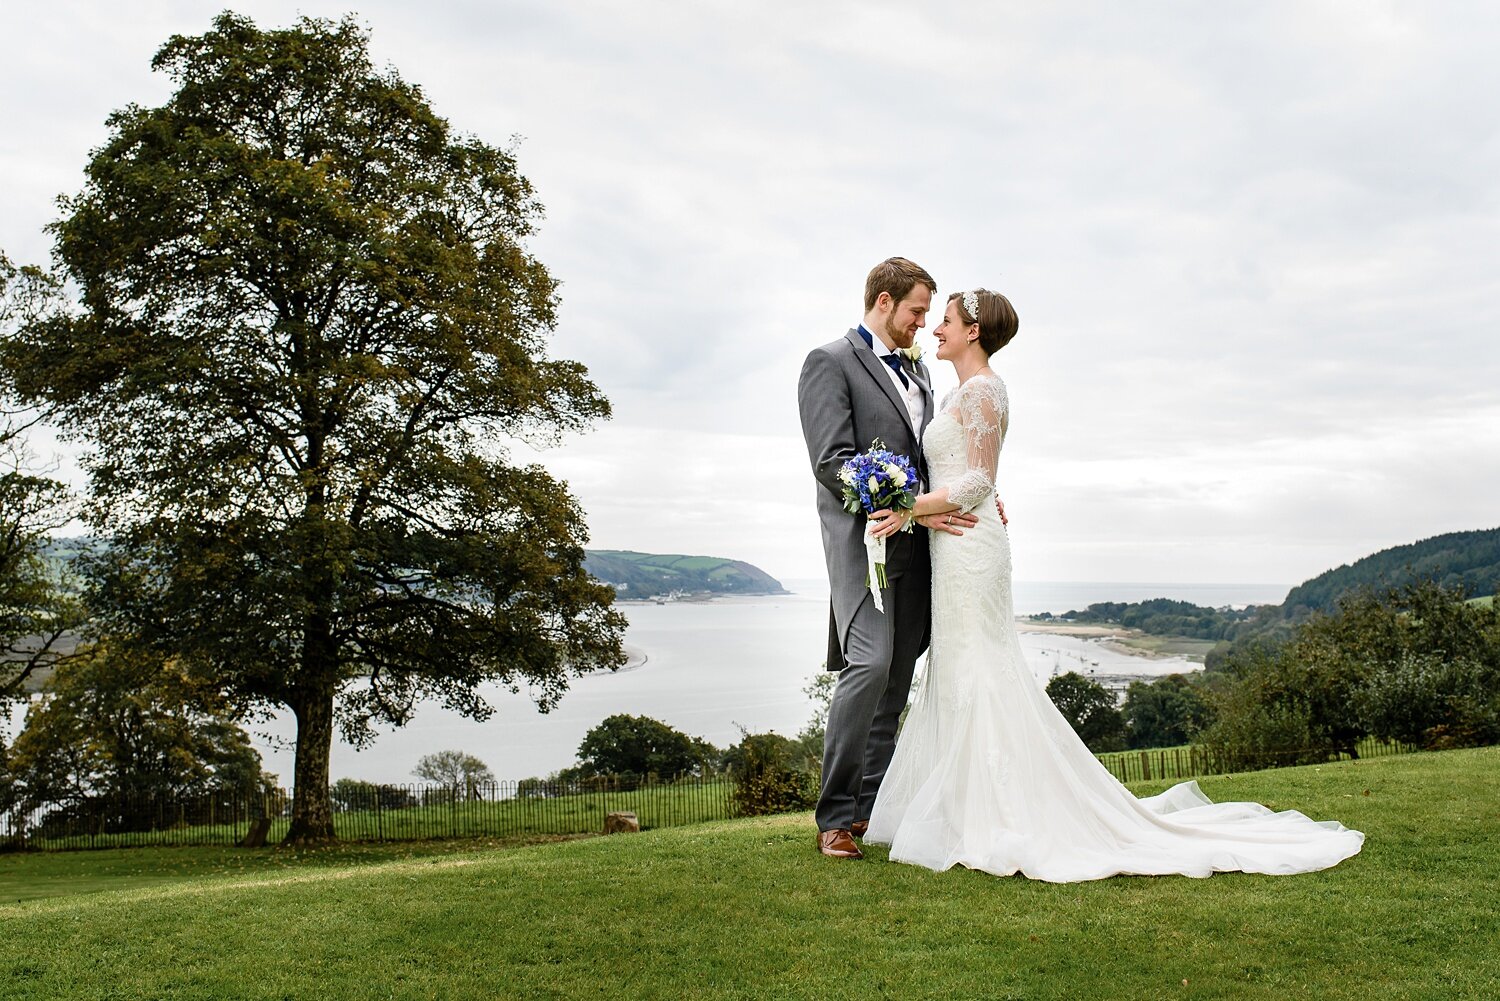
[864,257,937,312]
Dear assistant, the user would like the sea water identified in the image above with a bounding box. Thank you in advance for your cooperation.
[230,579,1286,784]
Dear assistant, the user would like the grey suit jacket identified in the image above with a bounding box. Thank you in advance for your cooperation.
[798,328,936,670]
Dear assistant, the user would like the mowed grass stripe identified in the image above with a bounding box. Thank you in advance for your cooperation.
[1,747,1495,1000]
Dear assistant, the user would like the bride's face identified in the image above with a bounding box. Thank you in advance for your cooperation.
[932,300,976,362]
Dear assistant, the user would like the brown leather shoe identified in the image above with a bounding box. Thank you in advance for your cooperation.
[817,829,863,859]
[850,819,869,839]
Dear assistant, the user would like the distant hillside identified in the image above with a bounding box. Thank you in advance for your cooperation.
[43,538,788,599]
[583,551,787,597]
[1282,527,1500,616]
[1039,528,1500,671]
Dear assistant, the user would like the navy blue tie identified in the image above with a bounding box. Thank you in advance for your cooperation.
[881,353,910,388]
[857,326,909,388]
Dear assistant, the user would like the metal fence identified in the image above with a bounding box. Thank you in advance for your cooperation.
[1095,734,1416,785]
[1,737,1420,851]
[0,776,735,851]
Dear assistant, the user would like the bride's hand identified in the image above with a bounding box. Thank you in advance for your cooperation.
[917,511,977,536]
[866,508,913,539]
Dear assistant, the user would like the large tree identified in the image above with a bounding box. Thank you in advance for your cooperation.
[0,254,80,704]
[1045,672,1126,753]
[8,640,271,831]
[412,749,496,799]
[1121,674,1214,749]
[0,14,625,842]
[576,715,718,779]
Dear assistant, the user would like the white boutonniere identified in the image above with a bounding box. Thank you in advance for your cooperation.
[898,344,922,363]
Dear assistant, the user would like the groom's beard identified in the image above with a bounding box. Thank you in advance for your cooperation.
[881,314,916,350]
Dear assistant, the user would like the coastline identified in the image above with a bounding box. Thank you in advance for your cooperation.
[1015,617,1216,663]
[611,596,1216,663]
[613,590,790,606]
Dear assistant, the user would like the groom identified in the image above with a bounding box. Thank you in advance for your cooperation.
[797,257,977,860]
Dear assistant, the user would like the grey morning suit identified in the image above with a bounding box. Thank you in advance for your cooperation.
[798,328,934,832]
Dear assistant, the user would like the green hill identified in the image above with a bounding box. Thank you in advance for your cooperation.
[1,747,1494,999]
[583,550,787,597]
[1054,528,1500,652]
[1282,526,1500,615]
[40,539,789,599]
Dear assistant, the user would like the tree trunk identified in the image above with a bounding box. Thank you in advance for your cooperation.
[283,684,337,843]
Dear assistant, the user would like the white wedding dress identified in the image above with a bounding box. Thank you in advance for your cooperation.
[865,374,1364,881]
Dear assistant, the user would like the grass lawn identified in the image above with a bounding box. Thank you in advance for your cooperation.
[0,835,584,905]
[2,747,1496,1000]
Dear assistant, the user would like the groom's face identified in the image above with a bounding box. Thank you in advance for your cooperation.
[880,286,932,350]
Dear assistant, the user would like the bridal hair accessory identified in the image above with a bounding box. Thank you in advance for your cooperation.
[837,439,918,613]
[898,344,922,362]
[962,290,982,324]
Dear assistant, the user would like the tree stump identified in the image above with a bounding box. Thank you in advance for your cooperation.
[604,811,640,835]
[239,817,273,848]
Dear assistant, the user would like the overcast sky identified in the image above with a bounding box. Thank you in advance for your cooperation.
[3,1,1497,589]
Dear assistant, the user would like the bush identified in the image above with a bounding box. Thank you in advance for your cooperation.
[788,671,836,770]
[727,731,817,817]
[7,641,274,830]
[1357,651,1500,750]
[330,778,415,812]
[1121,674,1214,749]
[1045,672,1125,752]
[576,714,718,779]
[1199,581,1500,766]
[1198,670,1326,772]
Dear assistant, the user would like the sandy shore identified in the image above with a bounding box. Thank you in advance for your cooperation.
[1014,620,1124,639]
[1014,617,1208,662]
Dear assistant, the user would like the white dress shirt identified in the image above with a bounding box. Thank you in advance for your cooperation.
[860,325,926,437]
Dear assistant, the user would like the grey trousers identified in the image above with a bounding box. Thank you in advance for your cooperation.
[815,570,929,832]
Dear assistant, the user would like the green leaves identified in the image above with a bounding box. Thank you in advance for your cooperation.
[0,13,624,840]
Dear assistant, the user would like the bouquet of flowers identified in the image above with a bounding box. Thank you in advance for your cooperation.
[838,439,918,612]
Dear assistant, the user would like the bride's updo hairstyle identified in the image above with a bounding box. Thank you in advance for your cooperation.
[949,289,1019,355]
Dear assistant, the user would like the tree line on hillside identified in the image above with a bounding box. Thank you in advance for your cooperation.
[1044,580,1500,768]
[0,14,624,844]
[1281,528,1500,616]
[1040,598,1275,643]
[1043,528,1500,667]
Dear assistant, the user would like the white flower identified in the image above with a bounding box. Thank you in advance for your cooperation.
[838,466,855,484]
[891,468,908,487]
[899,344,922,362]
[867,475,880,493]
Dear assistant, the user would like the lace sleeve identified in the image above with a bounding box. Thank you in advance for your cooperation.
[946,376,1009,513]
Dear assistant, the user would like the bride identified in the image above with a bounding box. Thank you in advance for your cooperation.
[860,289,1364,881]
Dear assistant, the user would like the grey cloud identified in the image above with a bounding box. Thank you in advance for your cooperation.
[3,1,1497,585]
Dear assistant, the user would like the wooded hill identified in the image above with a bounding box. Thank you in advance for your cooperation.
[1049,527,1500,650]
[44,539,789,599]
[1282,527,1500,615]
[582,550,787,597]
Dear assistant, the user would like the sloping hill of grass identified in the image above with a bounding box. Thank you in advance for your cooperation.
[582,549,787,595]
[2,747,1496,1000]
